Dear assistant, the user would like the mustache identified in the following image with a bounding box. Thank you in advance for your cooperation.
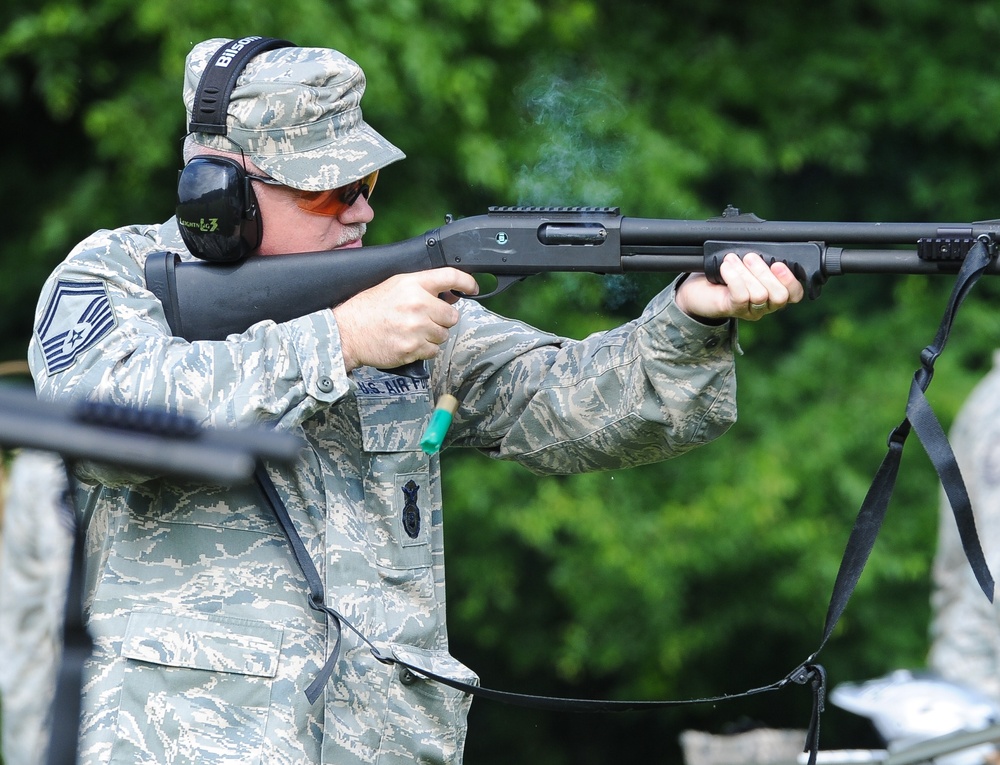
[335,222,366,247]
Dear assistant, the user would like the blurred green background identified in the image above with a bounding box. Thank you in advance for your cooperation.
[3,0,1000,762]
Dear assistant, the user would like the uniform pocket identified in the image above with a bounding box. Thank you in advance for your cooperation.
[356,388,431,454]
[357,390,435,571]
[378,644,479,765]
[109,609,282,765]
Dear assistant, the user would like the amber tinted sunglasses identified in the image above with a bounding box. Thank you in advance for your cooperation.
[249,170,378,217]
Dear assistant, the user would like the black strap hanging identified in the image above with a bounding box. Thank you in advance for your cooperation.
[789,235,997,764]
[817,234,996,659]
[44,463,92,765]
[254,462,823,711]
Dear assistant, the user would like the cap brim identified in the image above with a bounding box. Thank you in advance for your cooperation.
[248,121,405,191]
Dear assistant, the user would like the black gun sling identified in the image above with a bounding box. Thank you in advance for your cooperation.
[252,234,999,765]
[45,465,92,765]
[254,462,822,708]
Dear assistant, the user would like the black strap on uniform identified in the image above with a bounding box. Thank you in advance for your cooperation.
[254,462,826,711]
[45,462,92,765]
[255,235,997,765]
[254,464,347,703]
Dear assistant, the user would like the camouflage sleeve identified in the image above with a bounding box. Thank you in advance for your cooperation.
[928,352,1000,700]
[28,224,350,483]
[437,277,738,474]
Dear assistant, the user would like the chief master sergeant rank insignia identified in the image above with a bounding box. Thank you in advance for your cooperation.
[35,280,117,375]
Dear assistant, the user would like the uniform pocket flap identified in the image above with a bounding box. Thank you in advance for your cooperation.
[121,609,283,678]
[390,643,480,688]
[357,392,432,453]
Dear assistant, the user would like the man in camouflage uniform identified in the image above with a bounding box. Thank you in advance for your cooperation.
[929,352,1000,700]
[28,38,803,765]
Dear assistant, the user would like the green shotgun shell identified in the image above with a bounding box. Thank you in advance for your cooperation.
[420,394,459,454]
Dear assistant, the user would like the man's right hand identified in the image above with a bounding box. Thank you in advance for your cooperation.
[332,268,480,372]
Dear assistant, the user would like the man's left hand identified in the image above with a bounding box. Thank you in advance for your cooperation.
[674,251,805,322]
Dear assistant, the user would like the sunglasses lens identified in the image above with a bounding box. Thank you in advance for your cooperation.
[361,170,377,198]
[296,171,378,216]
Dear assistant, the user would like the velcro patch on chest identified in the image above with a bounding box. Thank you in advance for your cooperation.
[401,479,421,539]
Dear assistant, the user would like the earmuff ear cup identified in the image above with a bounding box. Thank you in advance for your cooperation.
[176,157,262,262]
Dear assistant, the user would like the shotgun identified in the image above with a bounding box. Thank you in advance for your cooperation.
[145,205,1000,341]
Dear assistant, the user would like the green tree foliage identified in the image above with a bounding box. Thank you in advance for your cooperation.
[3,1,1000,763]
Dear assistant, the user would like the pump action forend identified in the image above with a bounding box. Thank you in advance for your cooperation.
[144,206,1000,342]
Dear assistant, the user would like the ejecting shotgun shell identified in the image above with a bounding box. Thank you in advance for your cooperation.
[420,394,459,455]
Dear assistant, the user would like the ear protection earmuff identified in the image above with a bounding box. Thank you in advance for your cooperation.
[176,156,263,263]
[177,36,294,262]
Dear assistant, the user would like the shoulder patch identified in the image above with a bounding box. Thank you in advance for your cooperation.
[35,279,117,375]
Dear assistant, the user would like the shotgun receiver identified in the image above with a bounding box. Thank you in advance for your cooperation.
[145,205,1000,342]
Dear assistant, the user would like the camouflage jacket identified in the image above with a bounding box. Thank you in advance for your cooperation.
[29,219,738,765]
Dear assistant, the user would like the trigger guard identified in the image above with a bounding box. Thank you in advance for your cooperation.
[454,274,530,300]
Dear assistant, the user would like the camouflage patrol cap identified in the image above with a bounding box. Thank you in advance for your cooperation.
[183,38,405,191]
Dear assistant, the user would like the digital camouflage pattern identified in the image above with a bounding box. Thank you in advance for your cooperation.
[183,38,406,192]
[929,350,1000,700]
[28,214,739,764]
[0,449,73,765]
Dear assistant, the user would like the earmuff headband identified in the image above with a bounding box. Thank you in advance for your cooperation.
[188,36,294,135]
